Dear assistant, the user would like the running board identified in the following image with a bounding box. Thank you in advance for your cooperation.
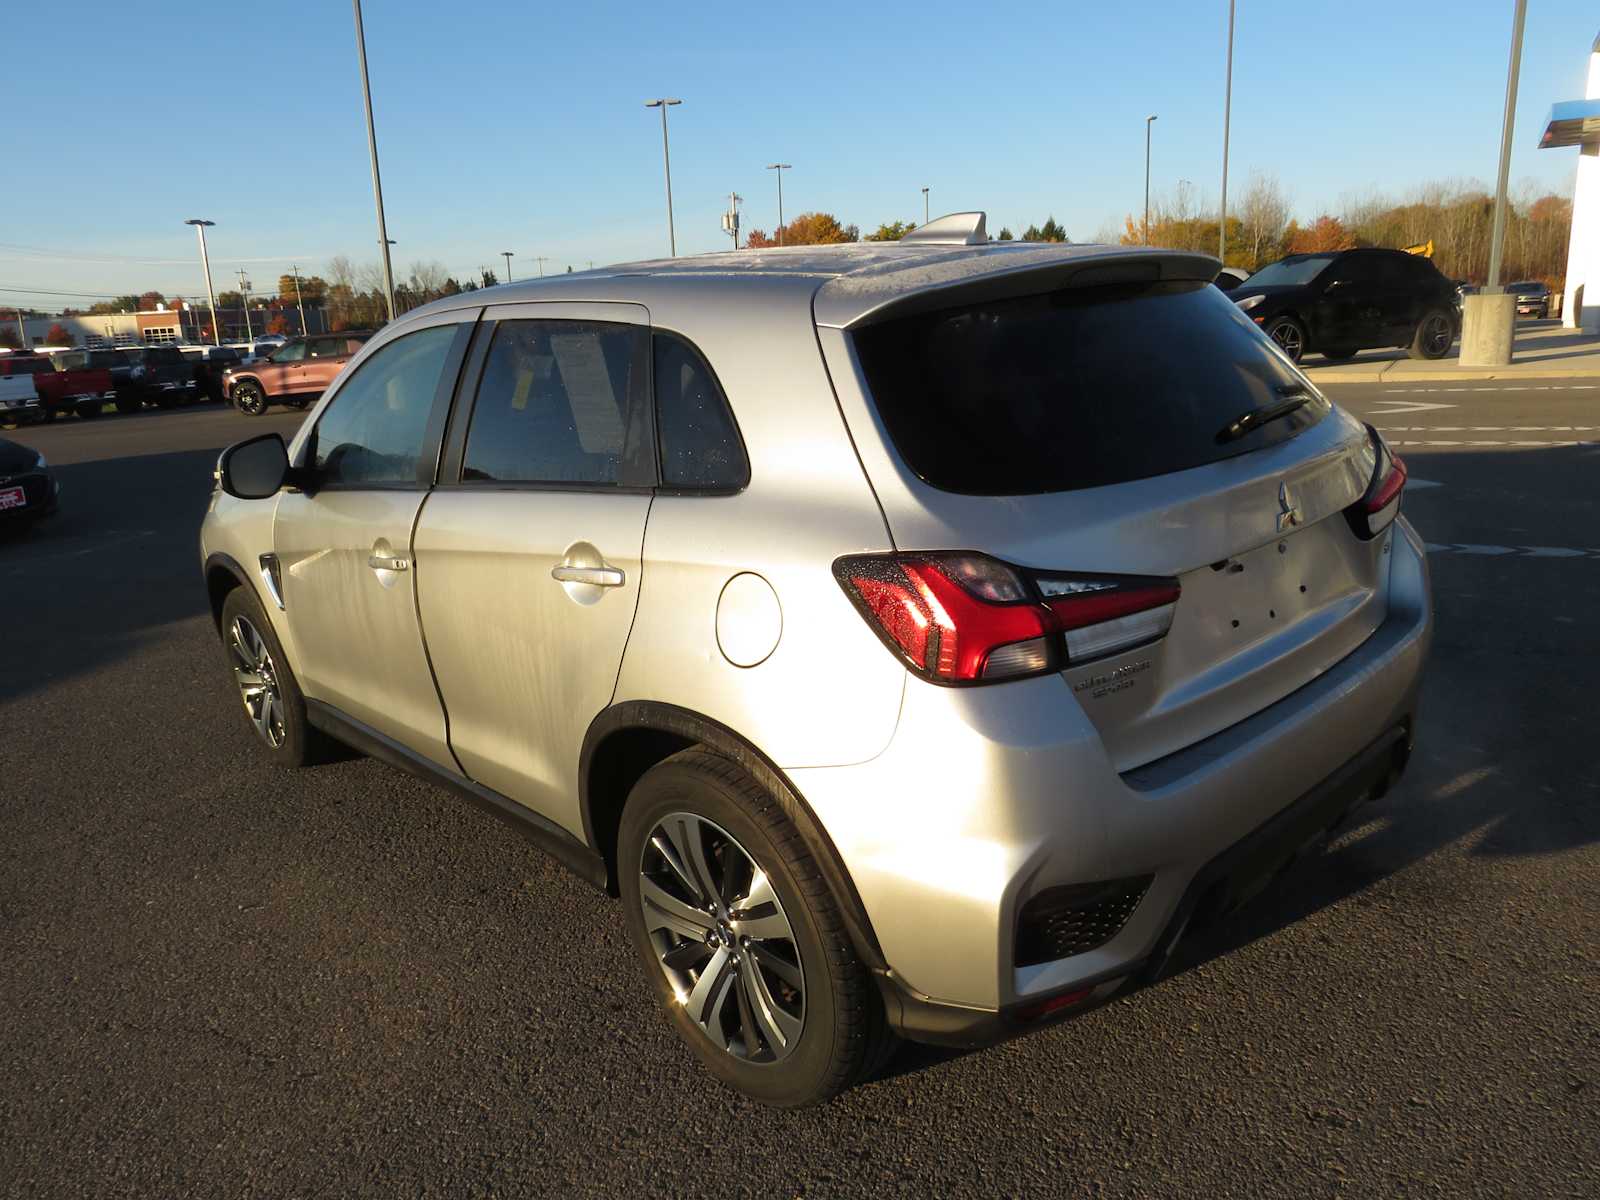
[305,699,608,891]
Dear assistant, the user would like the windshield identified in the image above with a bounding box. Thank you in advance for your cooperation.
[1244,256,1335,288]
[852,280,1328,496]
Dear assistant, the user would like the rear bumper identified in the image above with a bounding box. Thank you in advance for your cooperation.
[789,519,1433,1026]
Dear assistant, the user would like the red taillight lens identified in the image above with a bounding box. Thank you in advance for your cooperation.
[834,553,1180,685]
[1348,425,1407,538]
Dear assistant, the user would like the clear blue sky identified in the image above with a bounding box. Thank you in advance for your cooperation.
[2,0,1594,306]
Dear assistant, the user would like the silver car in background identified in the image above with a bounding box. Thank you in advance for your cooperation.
[201,213,1431,1106]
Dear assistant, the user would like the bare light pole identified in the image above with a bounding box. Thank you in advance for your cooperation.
[766,163,791,244]
[352,0,396,322]
[501,251,515,283]
[645,98,682,256]
[921,186,930,225]
[1219,0,1235,263]
[184,218,220,345]
[1144,114,1159,245]
[532,256,550,277]
[236,270,254,342]
[290,264,308,336]
[1486,0,1528,292]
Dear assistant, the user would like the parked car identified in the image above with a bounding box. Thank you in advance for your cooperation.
[1506,281,1551,319]
[126,345,200,408]
[201,226,1431,1106]
[0,353,114,420]
[54,348,143,413]
[0,435,58,527]
[1231,248,1459,363]
[0,370,41,425]
[1214,266,1249,291]
[222,332,372,415]
[180,344,244,403]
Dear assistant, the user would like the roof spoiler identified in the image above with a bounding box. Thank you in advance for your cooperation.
[900,212,988,246]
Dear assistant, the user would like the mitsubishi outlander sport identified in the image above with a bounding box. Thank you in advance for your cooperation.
[200,214,1432,1106]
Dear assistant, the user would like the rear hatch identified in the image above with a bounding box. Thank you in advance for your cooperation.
[839,271,1394,772]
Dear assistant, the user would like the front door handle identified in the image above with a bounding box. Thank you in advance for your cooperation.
[368,553,410,571]
[551,565,624,587]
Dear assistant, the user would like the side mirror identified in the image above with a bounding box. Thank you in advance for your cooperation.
[1324,278,1350,292]
[217,433,290,499]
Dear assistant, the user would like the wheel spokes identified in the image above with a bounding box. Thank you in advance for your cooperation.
[640,875,715,941]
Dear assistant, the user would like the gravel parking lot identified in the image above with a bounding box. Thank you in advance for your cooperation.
[1,393,1595,1197]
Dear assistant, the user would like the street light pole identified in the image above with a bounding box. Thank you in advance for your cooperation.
[766,163,791,244]
[922,186,930,226]
[501,251,514,284]
[290,264,308,336]
[1218,0,1235,264]
[352,0,396,322]
[645,99,682,256]
[1144,114,1159,245]
[236,269,253,342]
[184,218,220,345]
[1486,0,1528,292]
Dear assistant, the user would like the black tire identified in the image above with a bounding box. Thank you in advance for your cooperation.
[1319,346,1357,362]
[114,389,140,415]
[233,380,269,416]
[618,749,896,1107]
[76,398,104,419]
[1264,315,1307,363]
[1409,308,1455,360]
[217,586,334,768]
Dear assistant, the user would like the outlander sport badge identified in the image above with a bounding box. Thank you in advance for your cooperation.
[1277,481,1302,532]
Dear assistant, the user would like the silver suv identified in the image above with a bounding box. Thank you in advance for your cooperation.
[201,214,1432,1106]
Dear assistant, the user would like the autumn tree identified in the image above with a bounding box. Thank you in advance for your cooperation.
[1239,173,1290,270]
[137,291,166,311]
[265,314,290,335]
[746,212,859,248]
[1020,217,1068,242]
[866,220,916,241]
[1286,215,1356,254]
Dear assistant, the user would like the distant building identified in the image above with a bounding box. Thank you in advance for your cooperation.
[12,303,323,349]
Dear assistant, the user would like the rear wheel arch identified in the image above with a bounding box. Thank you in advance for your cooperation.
[580,701,888,973]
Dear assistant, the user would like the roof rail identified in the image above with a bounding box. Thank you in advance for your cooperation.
[900,212,988,246]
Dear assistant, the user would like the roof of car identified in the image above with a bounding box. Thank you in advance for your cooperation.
[404,240,1219,330]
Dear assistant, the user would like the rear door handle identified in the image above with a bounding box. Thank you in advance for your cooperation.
[551,565,624,587]
[368,554,410,571]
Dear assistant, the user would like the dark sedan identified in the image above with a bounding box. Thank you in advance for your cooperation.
[0,436,59,529]
[1231,248,1459,363]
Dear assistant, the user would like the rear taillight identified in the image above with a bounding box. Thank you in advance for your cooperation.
[1347,425,1407,539]
[834,552,1180,685]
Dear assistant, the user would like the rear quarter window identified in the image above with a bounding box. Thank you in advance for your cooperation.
[851,280,1329,495]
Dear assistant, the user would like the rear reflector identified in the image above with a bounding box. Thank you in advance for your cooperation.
[834,553,1180,685]
[1015,987,1094,1022]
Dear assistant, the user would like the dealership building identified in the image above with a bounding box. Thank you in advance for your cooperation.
[9,303,324,350]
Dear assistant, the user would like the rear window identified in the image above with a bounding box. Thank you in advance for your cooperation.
[851,281,1328,496]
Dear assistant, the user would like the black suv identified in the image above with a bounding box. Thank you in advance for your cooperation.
[1507,281,1551,319]
[1231,248,1459,363]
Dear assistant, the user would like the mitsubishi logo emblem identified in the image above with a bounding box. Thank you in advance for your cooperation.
[1277,481,1302,532]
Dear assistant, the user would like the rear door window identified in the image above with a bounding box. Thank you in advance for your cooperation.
[851,281,1328,495]
[460,320,652,487]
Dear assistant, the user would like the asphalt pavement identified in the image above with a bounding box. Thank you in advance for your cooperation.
[1,394,1595,1198]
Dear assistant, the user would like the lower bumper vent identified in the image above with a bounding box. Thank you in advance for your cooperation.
[1015,876,1152,968]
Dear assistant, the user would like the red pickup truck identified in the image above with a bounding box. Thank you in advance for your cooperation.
[0,353,115,419]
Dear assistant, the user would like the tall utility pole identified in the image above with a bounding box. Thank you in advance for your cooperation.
[352,0,396,322]
[1486,0,1528,291]
[236,270,254,342]
[645,98,682,256]
[532,256,550,277]
[766,163,791,244]
[1144,114,1159,244]
[185,218,220,345]
[1218,0,1235,263]
[721,193,743,249]
[921,186,930,225]
[501,250,515,284]
[290,264,308,336]
[13,308,26,350]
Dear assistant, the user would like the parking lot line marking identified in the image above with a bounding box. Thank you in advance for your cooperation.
[1426,542,1600,559]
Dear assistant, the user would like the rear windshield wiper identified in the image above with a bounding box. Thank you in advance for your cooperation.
[1215,385,1312,444]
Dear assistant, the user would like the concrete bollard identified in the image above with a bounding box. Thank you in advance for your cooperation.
[1460,293,1516,366]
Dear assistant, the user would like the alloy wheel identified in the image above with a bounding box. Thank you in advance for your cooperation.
[229,615,286,749]
[1269,321,1304,360]
[1422,314,1452,356]
[637,812,805,1063]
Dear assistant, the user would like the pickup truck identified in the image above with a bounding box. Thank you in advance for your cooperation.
[0,353,114,419]
[125,345,199,408]
[54,348,143,413]
[0,371,41,425]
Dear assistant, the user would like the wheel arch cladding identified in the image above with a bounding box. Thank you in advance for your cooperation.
[580,701,888,972]
[205,553,251,630]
